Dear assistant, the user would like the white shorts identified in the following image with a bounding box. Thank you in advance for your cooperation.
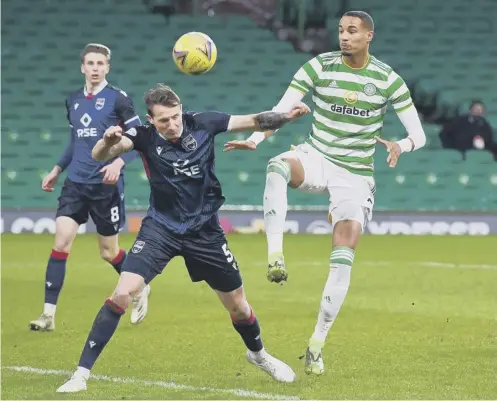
[279,143,376,229]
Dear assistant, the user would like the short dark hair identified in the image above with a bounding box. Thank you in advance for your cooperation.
[144,84,181,115]
[343,11,374,31]
[81,43,111,63]
[470,99,485,108]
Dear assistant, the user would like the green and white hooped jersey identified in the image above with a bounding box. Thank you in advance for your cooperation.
[290,51,413,176]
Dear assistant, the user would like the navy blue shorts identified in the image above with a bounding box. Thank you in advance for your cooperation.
[122,217,242,293]
[56,178,125,236]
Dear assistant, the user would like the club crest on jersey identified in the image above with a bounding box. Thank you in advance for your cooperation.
[95,98,105,110]
[131,240,145,254]
[344,91,358,104]
[363,83,377,96]
[181,134,197,151]
[126,127,137,136]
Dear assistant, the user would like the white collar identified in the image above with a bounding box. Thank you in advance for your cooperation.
[84,79,108,96]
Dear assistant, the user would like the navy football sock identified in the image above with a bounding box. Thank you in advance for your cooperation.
[44,249,68,306]
[78,299,125,370]
[232,309,264,352]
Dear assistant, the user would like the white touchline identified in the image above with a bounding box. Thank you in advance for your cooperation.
[361,261,497,270]
[3,366,300,400]
[255,261,497,270]
[4,261,497,270]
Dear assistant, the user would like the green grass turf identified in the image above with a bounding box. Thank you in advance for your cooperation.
[2,234,496,399]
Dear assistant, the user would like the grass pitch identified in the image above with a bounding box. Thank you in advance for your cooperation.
[2,234,496,399]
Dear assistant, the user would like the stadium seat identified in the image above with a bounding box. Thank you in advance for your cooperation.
[2,0,495,212]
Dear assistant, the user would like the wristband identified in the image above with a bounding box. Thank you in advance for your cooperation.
[397,137,415,153]
[246,132,266,146]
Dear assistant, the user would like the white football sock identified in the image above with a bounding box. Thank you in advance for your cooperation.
[263,163,290,261]
[311,246,354,344]
[43,303,56,317]
[75,366,90,379]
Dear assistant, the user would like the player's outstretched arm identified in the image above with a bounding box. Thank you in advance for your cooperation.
[92,126,134,161]
[224,87,308,151]
[227,102,310,133]
[225,57,315,149]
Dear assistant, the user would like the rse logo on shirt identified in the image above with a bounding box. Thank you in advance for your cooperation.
[62,81,141,184]
[172,159,200,177]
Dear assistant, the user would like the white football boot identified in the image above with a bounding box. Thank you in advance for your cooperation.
[130,284,151,324]
[29,314,55,331]
[56,370,88,393]
[246,349,296,382]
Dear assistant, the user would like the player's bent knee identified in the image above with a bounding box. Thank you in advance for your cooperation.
[216,286,251,319]
[267,157,291,184]
[114,272,145,298]
[53,217,79,253]
[98,235,120,262]
[228,297,252,320]
[99,247,118,263]
[268,154,305,188]
[110,289,132,310]
[53,243,72,254]
[229,301,252,321]
[53,235,74,254]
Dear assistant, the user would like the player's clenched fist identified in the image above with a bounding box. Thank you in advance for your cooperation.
[103,126,123,145]
[286,102,311,120]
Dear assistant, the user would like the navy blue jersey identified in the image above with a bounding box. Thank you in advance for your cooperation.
[123,111,231,234]
[57,80,141,184]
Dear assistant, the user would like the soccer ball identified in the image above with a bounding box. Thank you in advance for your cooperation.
[172,32,217,75]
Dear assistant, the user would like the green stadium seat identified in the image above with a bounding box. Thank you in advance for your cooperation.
[1,0,495,211]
